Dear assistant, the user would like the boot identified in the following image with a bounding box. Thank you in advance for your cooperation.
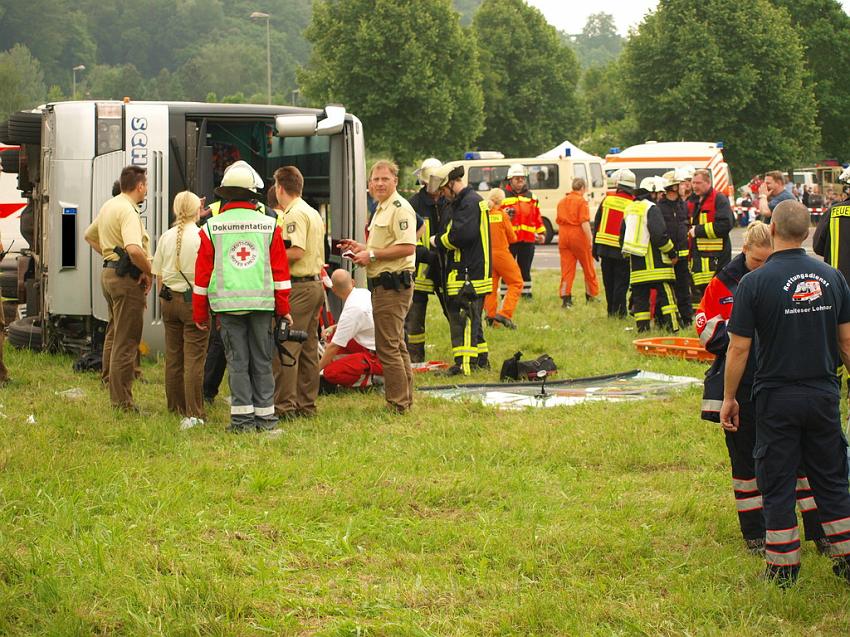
[476,353,490,371]
[492,314,517,329]
[561,295,573,308]
[585,293,599,304]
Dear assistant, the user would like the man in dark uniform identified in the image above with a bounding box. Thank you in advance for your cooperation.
[813,167,850,284]
[593,169,635,318]
[661,169,693,326]
[689,168,734,302]
[721,200,850,587]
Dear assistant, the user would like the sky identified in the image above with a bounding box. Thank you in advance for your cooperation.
[526,0,850,35]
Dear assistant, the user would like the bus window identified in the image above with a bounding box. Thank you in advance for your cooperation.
[590,163,604,188]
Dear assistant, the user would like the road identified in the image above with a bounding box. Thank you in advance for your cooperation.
[533,227,816,270]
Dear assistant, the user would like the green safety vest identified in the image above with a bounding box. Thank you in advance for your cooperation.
[202,206,278,313]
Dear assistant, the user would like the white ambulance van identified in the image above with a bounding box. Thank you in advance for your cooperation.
[442,151,607,244]
[605,141,735,198]
[1,101,366,355]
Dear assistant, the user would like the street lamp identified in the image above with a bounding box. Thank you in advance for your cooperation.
[250,11,272,104]
[72,65,86,100]
[291,89,300,106]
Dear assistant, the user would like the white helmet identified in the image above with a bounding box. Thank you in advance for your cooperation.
[639,176,667,193]
[838,166,850,185]
[413,157,442,186]
[507,163,528,179]
[611,168,636,190]
[215,160,265,198]
[680,165,696,181]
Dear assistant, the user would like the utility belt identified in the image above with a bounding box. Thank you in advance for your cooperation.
[104,245,142,279]
[159,284,192,303]
[368,270,413,291]
[291,274,321,283]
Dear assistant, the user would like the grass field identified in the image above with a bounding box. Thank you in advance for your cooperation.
[1,269,849,636]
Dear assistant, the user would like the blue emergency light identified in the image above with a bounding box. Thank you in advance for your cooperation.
[609,147,621,155]
[464,152,480,160]
[716,141,724,149]
[563,147,571,157]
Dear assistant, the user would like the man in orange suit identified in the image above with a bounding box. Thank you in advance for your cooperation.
[484,189,522,329]
[556,177,599,307]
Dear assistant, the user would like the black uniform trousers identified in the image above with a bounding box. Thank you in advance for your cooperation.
[404,291,430,363]
[631,280,679,332]
[724,399,824,542]
[203,316,226,401]
[673,259,693,326]
[510,242,535,297]
[600,257,630,318]
[446,295,486,375]
[754,387,850,582]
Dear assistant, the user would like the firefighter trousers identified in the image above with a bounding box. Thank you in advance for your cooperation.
[600,256,629,318]
[446,295,486,375]
[404,291,430,363]
[754,387,850,582]
[631,280,679,332]
[510,241,535,297]
[558,228,599,298]
[673,259,693,325]
[724,399,824,542]
[485,248,522,320]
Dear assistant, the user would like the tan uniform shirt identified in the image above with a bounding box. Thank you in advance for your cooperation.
[85,193,151,261]
[150,223,201,292]
[365,190,416,278]
[281,197,325,277]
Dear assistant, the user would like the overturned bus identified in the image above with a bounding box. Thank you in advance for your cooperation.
[0,100,366,355]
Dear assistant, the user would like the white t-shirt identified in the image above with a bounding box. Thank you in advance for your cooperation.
[151,223,201,292]
[331,287,375,351]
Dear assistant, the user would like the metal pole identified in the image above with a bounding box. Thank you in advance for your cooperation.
[265,17,272,104]
[73,69,76,100]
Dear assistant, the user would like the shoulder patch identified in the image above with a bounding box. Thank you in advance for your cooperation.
[393,200,402,207]
[719,296,734,305]
[399,219,409,231]
[286,222,296,234]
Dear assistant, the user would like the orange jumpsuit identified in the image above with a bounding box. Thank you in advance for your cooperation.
[556,191,599,299]
[484,205,523,320]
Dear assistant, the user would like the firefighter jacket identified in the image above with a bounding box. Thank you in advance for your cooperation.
[658,197,690,258]
[690,188,733,286]
[503,184,544,243]
[694,253,756,421]
[621,197,676,285]
[436,185,492,297]
[813,196,850,285]
[593,190,634,260]
[408,187,440,294]
[193,201,291,324]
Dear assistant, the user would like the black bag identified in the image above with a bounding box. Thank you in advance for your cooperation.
[500,351,558,381]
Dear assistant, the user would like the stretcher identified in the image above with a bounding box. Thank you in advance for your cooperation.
[633,336,714,363]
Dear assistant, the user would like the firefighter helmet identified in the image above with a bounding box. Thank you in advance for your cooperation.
[680,165,696,181]
[839,166,850,185]
[639,176,667,193]
[507,163,528,179]
[611,168,637,190]
[413,157,442,185]
[215,160,264,199]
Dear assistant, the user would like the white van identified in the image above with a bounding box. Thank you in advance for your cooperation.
[442,155,607,243]
[605,141,735,198]
[2,101,367,355]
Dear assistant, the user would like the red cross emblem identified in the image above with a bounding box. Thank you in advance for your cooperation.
[236,246,252,261]
[229,240,258,268]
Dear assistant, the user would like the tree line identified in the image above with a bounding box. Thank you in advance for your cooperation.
[2,0,849,180]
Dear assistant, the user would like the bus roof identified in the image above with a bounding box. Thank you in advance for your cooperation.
[606,141,723,164]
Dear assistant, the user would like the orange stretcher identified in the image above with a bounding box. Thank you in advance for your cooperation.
[633,337,715,363]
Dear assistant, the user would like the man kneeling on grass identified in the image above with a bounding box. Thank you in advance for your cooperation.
[318,269,383,392]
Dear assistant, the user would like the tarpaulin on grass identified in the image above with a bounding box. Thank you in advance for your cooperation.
[419,369,700,410]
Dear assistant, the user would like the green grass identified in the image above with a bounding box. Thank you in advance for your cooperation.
[1,269,849,636]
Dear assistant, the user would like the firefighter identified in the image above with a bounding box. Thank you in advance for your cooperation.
[661,168,693,326]
[722,201,850,586]
[484,188,522,329]
[594,168,635,318]
[621,177,679,332]
[503,164,544,298]
[429,164,492,375]
[689,168,734,300]
[405,158,444,363]
[697,221,828,555]
[813,166,850,284]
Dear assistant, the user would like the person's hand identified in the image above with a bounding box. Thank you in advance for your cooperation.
[670,256,679,265]
[338,239,364,253]
[352,250,371,266]
[283,313,293,324]
[430,235,436,248]
[195,321,208,331]
[535,233,545,244]
[758,182,769,197]
[720,397,740,432]
[688,226,696,238]
[139,273,152,295]
[322,324,337,341]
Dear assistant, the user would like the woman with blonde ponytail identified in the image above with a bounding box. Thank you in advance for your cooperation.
[694,220,828,555]
[151,191,207,428]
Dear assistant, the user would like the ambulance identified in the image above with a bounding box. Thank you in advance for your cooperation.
[0,101,366,355]
[605,141,735,197]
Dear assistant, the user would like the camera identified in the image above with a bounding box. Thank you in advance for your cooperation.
[276,318,309,344]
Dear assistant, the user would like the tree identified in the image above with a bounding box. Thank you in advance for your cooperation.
[770,0,850,162]
[620,0,818,180]
[82,64,146,101]
[473,0,581,157]
[570,13,624,68]
[0,45,46,120]
[299,0,485,167]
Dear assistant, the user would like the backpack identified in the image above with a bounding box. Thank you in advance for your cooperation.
[500,351,558,381]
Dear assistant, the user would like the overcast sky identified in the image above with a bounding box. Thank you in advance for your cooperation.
[526,0,850,35]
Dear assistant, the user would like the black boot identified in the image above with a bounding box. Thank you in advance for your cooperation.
[476,354,490,371]
[561,295,573,308]
[492,314,517,329]
[586,293,599,304]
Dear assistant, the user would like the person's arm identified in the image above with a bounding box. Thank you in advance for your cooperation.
[193,228,215,329]
[647,205,675,254]
[693,194,733,240]
[84,220,102,255]
[503,211,517,244]
[581,221,592,245]
[270,226,292,320]
[284,210,308,264]
[757,183,771,218]
[352,243,415,266]
[812,209,831,257]
[442,198,479,249]
[318,342,341,371]
[720,333,752,431]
